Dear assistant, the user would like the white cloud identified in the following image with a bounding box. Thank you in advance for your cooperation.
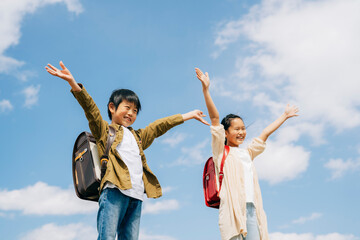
[0,182,180,216]
[20,223,177,240]
[140,230,176,240]
[22,85,40,108]
[142,199,179,215]
[292,212,322,224]
[254,123,311,184]
[0,182,97,215]
[15,70,38,82]
[212,20,243,59]
[172,139,210,166]
[0,99,13,112]
[270,232,359,240]
[324,157,360,179]
[255,139,310,184]
[274,121,326,146]
[213,0,360,133]
[20,223,97,240]
[161,132,188,147]
[161,186,175,194]
[0,0,83,75]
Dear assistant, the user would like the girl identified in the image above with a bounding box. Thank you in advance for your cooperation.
[195,68,299,240]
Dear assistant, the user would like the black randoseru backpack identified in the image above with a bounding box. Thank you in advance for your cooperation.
[72,126,115,201]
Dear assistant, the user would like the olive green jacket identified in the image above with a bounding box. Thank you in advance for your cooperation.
[72,85,184,198]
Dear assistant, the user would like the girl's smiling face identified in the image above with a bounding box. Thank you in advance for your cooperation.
[225,118,246,147]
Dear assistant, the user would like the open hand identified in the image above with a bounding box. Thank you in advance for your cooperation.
[284,104,299,118]
[45,61,74,82]
[182,110,210,126]
[195,68,210,90]
[192,110,210,126]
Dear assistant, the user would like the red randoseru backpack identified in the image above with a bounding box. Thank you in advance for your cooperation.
[203,145,230,208]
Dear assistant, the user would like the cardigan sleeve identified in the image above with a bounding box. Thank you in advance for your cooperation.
[247,137,266,160]
[210,124,226,168]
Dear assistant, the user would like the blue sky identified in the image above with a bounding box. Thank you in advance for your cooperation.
[1,0,360,239]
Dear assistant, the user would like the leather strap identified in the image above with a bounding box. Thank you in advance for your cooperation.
[105,126,116,156]
[100,126,116,178]
[218,145,230,193]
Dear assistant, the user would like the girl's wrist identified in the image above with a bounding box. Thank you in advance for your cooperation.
[282,113,290,120]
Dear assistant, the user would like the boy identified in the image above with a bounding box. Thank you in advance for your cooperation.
[45,61,209,240]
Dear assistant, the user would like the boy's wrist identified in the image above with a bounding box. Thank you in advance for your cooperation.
[182,111,196,121]
[182,112,190,121]
[69,80,82,92]
[68,78,77,85]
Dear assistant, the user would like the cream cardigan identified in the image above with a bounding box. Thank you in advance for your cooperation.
[211,125,269,240]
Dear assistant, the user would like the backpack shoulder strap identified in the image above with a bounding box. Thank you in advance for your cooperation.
[100,126,116,179]
[104,126,116,156]
[218,145,230,192]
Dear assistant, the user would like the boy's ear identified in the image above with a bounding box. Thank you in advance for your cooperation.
[108,102,116,115]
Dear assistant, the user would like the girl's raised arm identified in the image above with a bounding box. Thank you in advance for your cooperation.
[195,68,220,126]
[258,104,299,142]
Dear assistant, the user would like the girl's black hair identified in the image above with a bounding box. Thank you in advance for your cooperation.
[221,114,243,145]
[107,89,141,120]
[221,114,243,130]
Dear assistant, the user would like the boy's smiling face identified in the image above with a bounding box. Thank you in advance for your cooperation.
[109,100,138,127]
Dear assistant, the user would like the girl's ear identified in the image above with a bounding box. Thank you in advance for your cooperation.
[109,102,116,115]
[225,130,229,138]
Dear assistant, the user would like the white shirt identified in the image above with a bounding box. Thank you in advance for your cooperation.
[105,126,144,201]
[232,147,254,203]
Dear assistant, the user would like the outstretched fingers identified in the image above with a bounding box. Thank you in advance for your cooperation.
[195,110,210,126]
[286,104,300,117]
[195,67,210,90]
[195,68,205,79]
[195,68,202,74]
[45,64,59,76]
[59,61,67,70]
[46,63,58,71]
[45,61,74,82]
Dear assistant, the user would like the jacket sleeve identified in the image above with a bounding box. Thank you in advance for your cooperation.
[137,114,184,150]
[71,84,108,149]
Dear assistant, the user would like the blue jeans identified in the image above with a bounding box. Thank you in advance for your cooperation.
[97,188,142,240]
[230,203,260,240]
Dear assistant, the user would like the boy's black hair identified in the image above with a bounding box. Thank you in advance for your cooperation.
[107,89,141,120]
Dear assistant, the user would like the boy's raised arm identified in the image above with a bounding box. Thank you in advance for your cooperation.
[258,104,299,142]
[45,61,107,142]
[45,61,81,92]
[195,68,220,126]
